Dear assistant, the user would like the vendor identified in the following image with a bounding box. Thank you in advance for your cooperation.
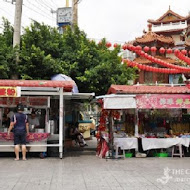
[28,111,40,132]
[2,108,14,128]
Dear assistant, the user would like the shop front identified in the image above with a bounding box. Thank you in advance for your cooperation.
[96,85,190,158]
[0,80,74,158]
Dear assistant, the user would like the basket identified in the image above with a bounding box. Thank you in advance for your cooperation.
[125,153,133,158]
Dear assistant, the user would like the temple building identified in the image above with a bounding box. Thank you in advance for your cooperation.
[130,7,190,84]
[147,7,190,50]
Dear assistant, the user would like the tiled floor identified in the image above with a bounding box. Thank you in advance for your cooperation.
[0,139,190,190]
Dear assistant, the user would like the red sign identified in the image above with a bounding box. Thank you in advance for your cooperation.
[0,87,20,97]
[136,94,190,109]
[0,97,49,108]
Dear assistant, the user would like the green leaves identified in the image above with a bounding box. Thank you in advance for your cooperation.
[0,19,137,95]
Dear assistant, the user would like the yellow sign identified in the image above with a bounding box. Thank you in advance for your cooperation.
[0,87,21,97]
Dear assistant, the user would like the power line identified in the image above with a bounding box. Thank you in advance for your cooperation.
[24,1,56,21]
[0,6,14,18]
[35,0,54,12]
[49,0,59,9]
[40,0,56,10]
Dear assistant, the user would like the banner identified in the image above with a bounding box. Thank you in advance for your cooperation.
[0,96,50,108]
[137,94,190,109]
[104,96,136,109]
[0,87,21,97]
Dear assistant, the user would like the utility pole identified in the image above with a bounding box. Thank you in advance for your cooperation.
[66,0,69,7]
[12,0,23,79]
[72,0,78,26]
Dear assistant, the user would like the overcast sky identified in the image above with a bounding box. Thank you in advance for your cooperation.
[0,0,190,44]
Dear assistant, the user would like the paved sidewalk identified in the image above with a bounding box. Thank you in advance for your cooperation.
[0,149,190,190]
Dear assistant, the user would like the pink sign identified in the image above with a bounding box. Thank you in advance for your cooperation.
[136,94,190,109]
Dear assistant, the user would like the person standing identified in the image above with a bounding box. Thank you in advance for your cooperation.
[28,111,40,132]
[7,103,29,161]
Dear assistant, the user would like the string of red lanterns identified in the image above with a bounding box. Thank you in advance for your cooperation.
[126,45,190,73]
[174,50,190,66]
[102,42,190,73]
[104,41,190,54]
[123,59,181,74]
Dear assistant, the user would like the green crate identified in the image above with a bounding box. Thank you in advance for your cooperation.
[154,153,168,157]
[125,153,133,158]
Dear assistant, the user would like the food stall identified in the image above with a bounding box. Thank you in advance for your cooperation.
[96,94,138,158]
[0,80,74,158]
[96,84,190,158]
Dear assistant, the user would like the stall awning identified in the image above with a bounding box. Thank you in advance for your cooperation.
[0,80,74,92]
[96,94,136,109]
[137,94,190,109]
[107,85,190,94]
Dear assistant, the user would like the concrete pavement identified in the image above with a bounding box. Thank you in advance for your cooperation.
[0,137,190,190]
[0,150,190,190]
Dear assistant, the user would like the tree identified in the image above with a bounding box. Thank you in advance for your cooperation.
[0,18,16,78]
[19,21,64,79]
[0,19,137,95]
[60,27,137,95]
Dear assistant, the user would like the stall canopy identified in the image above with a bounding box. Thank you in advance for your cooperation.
[107,84,190,109]
[108,84,190,94]
[0,80,74,91]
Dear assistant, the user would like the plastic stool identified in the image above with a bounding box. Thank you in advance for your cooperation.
[172,144,184,158]
[115,145,125,159]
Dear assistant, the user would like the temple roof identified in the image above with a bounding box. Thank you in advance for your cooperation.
[148,8,186,24]
[134,29,174,45]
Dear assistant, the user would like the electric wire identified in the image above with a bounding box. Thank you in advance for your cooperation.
[24,0,56,21]
[35,0,56,12]
[49,0,59,9]
[40,0,56,11]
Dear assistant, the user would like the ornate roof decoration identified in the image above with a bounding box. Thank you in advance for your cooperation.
[134,24,174,45]
[148,8,186,24]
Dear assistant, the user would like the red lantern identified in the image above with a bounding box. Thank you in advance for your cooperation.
[174,49,180,54]
[146,66,150,71]
[166,48,173,54]
[151,46,157,52]
[106,42,112,48]
[144,46,149,52]
[122,44,127,50]
[127,44,133,50]
[159,47,165,54]
[181,49,187,55]
[131,46,136,51]
[136,45,142,51]
[140,51,145,56]
[113,43,118,48]
[188,50,190,55]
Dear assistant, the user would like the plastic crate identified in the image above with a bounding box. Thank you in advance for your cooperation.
[154,152,168,157]
[125,153,133,158]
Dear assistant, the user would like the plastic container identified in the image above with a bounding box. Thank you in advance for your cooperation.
[125,153,133,158]
[154,152,168,157]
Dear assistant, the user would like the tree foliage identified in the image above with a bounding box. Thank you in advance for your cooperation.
[0,18,137,95]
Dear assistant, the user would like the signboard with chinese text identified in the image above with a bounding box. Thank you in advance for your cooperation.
[0,96,50,108]
[0,87,21,97]
[137,95,190,109]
